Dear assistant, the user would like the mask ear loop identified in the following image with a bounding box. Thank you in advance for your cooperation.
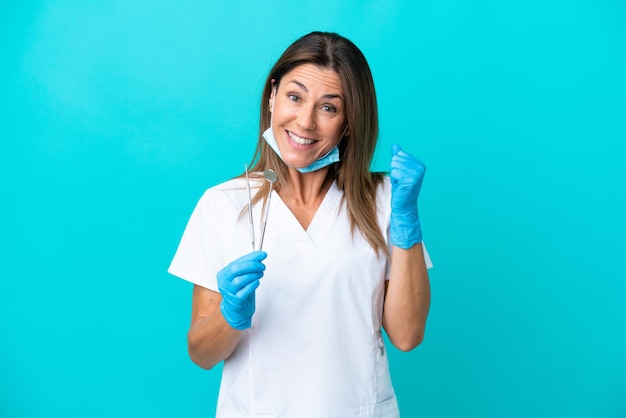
[340,124,349,139]
[335,124,349,152]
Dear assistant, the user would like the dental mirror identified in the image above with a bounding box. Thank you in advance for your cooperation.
[264,169,278,184]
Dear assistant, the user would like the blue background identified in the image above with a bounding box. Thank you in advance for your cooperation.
[2,1,625,417]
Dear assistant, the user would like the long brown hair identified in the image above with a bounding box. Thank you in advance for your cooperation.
[247,31,387,256]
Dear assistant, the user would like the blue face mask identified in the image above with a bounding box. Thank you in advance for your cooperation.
[262,127,341,174]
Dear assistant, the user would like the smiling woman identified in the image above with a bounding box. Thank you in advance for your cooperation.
[268,64,347,171]
[168,31,432,418]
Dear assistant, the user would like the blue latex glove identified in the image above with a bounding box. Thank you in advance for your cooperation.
[217,251,267,330]
[390,144,426,249]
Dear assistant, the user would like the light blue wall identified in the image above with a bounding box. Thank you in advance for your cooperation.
[2,1,625,417]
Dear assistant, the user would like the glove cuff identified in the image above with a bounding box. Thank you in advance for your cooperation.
[220,300,251,331]
[390,211,422,249]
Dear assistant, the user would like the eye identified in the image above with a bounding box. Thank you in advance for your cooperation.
[288,94,301,102]
[321,104,337,113]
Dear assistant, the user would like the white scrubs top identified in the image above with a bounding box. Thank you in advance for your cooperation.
[169,176,432,418]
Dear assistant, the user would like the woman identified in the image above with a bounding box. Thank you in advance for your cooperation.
[169,31,431,418]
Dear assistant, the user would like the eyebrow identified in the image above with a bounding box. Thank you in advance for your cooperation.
[288,80,343,101]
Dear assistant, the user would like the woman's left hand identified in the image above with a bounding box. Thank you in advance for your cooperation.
[389,144,426,249]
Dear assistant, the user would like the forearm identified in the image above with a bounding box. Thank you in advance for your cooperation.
[382,243,431,351]
[187,253,266,369]
[187,286,243,370]
[188,311,242,369]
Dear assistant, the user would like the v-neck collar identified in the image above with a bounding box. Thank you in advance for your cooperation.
[271,181,343,246]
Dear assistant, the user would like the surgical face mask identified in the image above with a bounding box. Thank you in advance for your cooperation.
[262,127,341,173]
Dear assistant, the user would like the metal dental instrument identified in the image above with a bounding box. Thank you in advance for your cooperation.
[258,169,277,251]
[245,164,255,251]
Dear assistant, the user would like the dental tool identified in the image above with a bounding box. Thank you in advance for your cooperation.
[245,166,277,251]
[258,169,277,251]
[245,164,255,251]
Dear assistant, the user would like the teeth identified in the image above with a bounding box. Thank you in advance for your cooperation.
[288,131,314,145]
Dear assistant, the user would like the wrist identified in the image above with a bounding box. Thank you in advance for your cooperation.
[390,211,422,249]
[220,300,251,331]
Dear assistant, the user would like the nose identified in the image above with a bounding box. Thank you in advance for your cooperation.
[296,105,316,131]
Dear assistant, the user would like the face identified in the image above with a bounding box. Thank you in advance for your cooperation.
[269,64,346,170]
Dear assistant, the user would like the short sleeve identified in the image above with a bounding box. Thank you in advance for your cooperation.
[422,243,433,268]
[168,190,224,292]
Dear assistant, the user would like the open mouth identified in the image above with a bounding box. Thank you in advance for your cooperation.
[288,131,316,146]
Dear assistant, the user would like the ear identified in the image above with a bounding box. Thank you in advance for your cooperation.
[269,79,277,112]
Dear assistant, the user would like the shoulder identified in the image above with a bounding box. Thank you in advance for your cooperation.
[207,177,247,194]
[374,175,392,222]
[196,177,255,212]
[378,175,391,191]
[376,175,392,201]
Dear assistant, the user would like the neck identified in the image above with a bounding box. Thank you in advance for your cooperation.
[279,166,333,205]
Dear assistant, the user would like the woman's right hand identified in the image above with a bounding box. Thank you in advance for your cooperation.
[217,251,267,330]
